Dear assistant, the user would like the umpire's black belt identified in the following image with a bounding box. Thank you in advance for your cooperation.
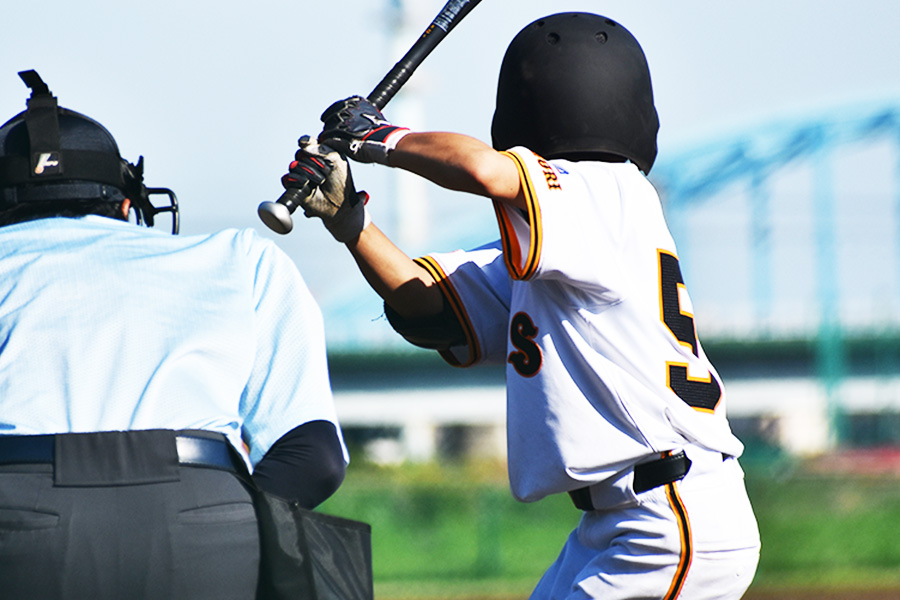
[0,430,241,475]
[568,450,692,511]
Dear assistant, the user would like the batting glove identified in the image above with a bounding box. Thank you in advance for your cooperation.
[318,96,412,165]
[282,136,371,243]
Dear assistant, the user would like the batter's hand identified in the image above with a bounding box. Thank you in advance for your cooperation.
[282,136,370,242]
[318,96,412,165]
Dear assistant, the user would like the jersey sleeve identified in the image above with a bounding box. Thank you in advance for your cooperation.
[237,232,347,467]
[494,147,631,301]
[414,241,511,367]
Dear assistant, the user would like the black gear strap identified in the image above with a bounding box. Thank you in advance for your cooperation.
[20,70,63,178]
[0,151,127,189]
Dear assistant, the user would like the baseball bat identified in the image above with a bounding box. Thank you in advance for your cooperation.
[258,0,483,234]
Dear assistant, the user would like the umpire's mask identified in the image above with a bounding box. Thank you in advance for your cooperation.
[0,70,179,233]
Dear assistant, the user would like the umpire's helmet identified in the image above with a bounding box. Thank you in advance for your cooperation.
[0,70,179,233]
[491,13,659,174]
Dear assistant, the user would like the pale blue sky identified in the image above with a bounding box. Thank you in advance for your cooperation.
[3,1,899,345]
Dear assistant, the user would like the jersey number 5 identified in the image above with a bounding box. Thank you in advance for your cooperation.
[659,250,721,412]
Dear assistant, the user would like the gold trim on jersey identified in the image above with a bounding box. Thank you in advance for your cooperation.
[414,256,481,367]
[496,150,542,281]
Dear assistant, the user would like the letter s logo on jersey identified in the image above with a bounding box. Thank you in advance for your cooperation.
[508,312,542,377]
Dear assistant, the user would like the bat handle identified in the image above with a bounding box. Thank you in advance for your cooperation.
[368,61,415,110]
[258,182,314,235]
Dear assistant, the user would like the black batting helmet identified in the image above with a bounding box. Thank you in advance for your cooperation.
[491,13,659,174]
[0,70,179,233]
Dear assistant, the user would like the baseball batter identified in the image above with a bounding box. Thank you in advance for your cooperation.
[285,12,760,600]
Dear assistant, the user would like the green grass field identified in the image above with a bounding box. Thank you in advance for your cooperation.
[318,453,900,599]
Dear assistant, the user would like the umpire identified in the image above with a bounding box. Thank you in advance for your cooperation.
[0,71,347,599]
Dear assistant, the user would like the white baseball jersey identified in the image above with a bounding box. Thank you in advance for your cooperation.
[416,147,744,507]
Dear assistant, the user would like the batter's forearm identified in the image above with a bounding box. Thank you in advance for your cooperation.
[345,223,444,318]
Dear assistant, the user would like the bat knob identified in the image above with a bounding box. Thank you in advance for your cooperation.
[258,201,294,234]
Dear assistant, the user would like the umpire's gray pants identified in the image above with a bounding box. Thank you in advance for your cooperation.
[0,461,259,599]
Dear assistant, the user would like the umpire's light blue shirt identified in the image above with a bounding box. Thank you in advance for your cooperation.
[0,216,344,467]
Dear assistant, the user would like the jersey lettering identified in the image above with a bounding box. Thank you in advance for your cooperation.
[659,250,721,412]
[508,311,542,377]
[537,158,562,190]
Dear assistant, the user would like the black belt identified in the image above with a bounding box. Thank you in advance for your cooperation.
[568,450,693,511]
[0,432,241,472]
